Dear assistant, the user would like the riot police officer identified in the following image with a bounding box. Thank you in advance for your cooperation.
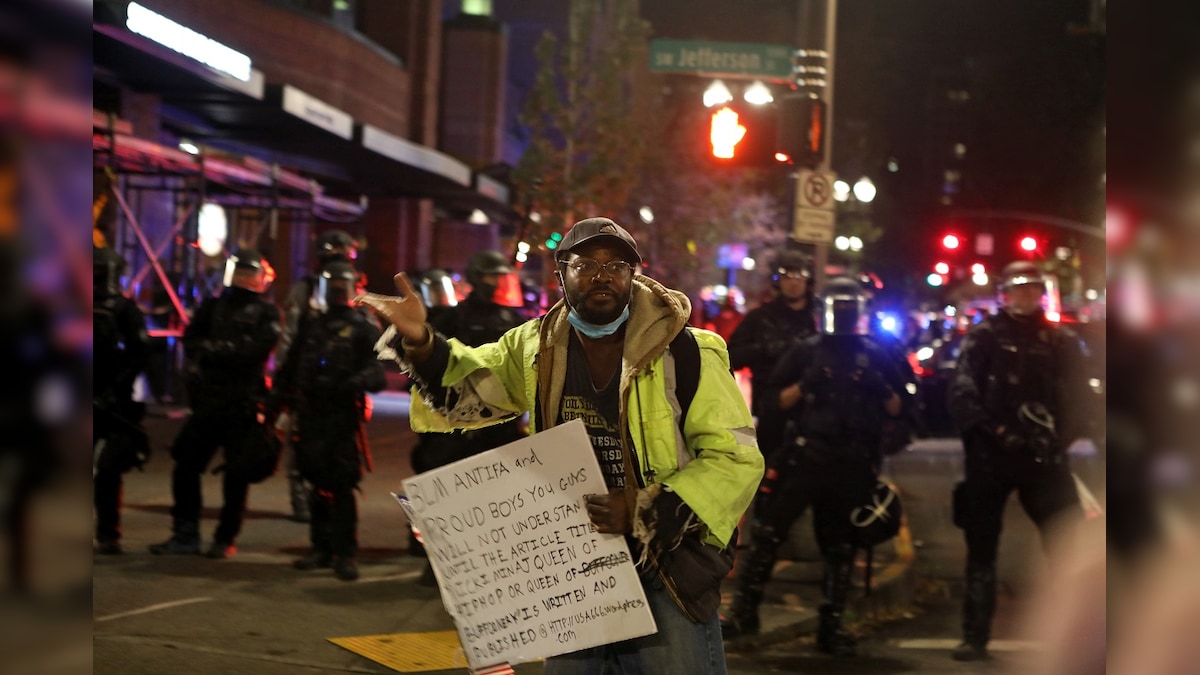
[150,249,281,558]
[727,249,818,455]
[947,260,1091,661]
[409,251,526,574]
[275,260,386,582]
[276,229,367,522]
[93,246,149,555]
[723,277,912,656]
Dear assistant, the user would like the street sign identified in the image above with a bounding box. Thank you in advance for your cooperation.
[796,169,836,210]
[793,169,836,243]
[793,207,835,243]
[649,39,793,80]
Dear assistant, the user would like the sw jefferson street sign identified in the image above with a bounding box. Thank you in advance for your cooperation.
[649,39,793,81]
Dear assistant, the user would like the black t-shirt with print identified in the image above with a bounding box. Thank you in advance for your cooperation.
[557,331,626,489]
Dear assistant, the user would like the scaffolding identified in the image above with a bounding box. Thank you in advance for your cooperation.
[93,110,367,402]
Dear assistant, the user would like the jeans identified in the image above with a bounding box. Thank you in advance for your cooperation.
[542,573,727,675]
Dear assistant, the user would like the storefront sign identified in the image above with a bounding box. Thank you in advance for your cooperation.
[281,85,353,140]
[126,2,252,82]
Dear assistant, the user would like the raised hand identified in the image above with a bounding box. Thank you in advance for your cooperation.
[353,272,429,343]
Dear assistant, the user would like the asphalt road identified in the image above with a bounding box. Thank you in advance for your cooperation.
[92,397,1104,674]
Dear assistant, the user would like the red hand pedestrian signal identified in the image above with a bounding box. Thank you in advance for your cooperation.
[710,107,747,159]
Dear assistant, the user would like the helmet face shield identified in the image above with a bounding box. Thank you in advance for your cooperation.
[821,277,868,335]
[419,270,458,308]
[222,250,270,293]
[313,261,357,312]
[491,271,524,308]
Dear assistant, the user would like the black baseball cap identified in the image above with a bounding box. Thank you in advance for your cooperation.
[555,217,641,264]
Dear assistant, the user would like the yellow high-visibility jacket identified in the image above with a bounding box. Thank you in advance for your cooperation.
[377,275,762,549]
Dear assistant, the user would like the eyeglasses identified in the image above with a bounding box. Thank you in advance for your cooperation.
[779,270,810,280]
[568,258,636,278]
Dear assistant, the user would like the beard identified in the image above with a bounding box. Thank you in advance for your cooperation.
[566,284,630,325]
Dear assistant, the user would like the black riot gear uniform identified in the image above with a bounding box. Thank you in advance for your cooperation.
[276,231,374,522]
[150,251,281,558]
[724,278,913,654]
[947,279,1092,661]
[93,246,150,554]
[727,251,817,455]
[274,259,385,581]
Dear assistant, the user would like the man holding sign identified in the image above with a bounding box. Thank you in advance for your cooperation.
[358,217,763,674]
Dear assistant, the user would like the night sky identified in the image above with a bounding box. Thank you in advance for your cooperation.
[485,0,1104,289]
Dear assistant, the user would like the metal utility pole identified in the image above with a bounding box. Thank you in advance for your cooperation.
[793,0,836,290]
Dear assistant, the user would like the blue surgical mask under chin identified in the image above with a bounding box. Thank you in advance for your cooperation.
[567,306,630,338]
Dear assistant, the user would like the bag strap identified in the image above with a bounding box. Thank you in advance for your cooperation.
[669,325,700,437]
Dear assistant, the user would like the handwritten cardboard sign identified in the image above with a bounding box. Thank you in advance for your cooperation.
[397,419,657,670]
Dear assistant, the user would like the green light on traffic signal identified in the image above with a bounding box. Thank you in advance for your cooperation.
[546,239,558,250]
[550,232,563,242]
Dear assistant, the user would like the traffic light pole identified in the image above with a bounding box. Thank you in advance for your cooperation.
[793,0,837,291]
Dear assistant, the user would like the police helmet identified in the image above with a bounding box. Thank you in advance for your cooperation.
[465,249,514,302]
[223,248,270,292]
[822,275,868,335]
[313,260,358,311]
[999,260,1046,291]
[466,250,513,288]
[418,268,458,308]
[315,229,358,263]
[773,249,811,281]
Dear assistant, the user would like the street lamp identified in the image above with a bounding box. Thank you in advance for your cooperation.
[848,236,863,252]
[743,81,774,105]
[833,179,850,202]
[702,79,733,108]
[835,236,850,251]
[852,176,876,203]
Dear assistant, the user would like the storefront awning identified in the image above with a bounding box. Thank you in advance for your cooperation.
[93,20,513,217]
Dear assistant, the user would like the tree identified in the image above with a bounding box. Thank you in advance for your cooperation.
[513,0,654,239]
[513,0,790,298]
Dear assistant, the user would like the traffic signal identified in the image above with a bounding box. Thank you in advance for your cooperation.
[1019,235,1038,252]
[703,101,779,166]
[941,234,961,250]
[544,231,563,250]
[934,261,950,275]
[778,95,827,168]
[710,107,746,159]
